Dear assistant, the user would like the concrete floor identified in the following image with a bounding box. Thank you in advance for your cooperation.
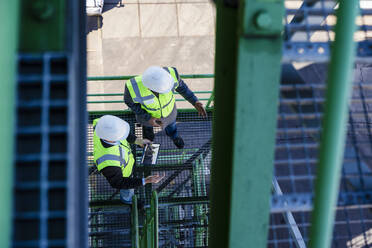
[86,0,216,111]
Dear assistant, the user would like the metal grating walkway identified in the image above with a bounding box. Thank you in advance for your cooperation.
[88,111,211,247]
[14,54,69,247]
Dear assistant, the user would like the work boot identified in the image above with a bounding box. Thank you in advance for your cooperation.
[172,136,184,149]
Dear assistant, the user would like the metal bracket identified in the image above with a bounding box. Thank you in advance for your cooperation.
[271,191,372,213]
[242,0,284,38]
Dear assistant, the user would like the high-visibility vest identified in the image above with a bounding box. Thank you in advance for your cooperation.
[92,118,135,177]
[126,67,179,118]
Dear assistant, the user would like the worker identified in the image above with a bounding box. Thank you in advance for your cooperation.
[93,115,164,205]
[124,66,207,149]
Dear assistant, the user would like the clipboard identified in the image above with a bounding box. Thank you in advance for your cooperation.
[141,143,160,165]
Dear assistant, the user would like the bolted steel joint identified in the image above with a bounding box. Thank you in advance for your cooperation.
[254,11,272,30]
[31,1,55,21]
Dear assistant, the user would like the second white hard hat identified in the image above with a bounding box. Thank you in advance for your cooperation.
[95,115,130,141]
[142,66,174,94]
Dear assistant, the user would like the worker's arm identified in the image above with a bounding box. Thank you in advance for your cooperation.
[100,166,165,189]
[173,68,198,105]
[124,84,152,122]
[126,133,137,144]
[100,166,144,189]
[127,133,152,147]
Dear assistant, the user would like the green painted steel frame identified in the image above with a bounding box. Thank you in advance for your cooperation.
[132,195,140,248]
[309,1,359,248]
[139,191,159,248]
[88,107,204,116]
[0,1,19,247]
[193,156,208,247]
[87,74,215,107]
[209,0,284,247]
[19,0,65,51]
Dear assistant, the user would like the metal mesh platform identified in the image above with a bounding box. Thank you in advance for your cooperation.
[272,1,372,246]
[284,0,372,62]
[89,206,132,248]
[14,54,70,247]
[88,111,212,205]
[88,111,212,247]
[158,203,209,248]
[269,65,372,247]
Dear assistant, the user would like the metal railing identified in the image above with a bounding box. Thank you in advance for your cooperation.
[87,75,215,108]
[309,1,359,248]
[132,191,159,248]
[132,195,140,248]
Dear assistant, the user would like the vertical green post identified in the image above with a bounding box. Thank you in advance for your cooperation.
[132,195,139,248]
[140,191,159,248]
[309,1,359,248]
[209,0,284,247]
[206,89,215,109]
[152,191,159,248]
[0,1,19,247]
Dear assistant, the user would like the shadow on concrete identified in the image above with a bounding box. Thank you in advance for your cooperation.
[103,0,124,13]
[86,0,125,34]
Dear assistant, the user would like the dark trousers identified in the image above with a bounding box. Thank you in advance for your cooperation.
[142,121,178,141]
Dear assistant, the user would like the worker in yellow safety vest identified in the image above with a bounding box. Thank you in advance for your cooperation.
[93,115,164,204]
[124,66,207,149]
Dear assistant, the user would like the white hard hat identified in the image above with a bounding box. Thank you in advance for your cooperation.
[142,66,174,94]
[95,115,130,141]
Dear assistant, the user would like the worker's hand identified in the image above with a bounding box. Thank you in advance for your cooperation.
[148,117,162,127]
[145,173,165,184]
[194,101,207,118]
[134,138,152,148]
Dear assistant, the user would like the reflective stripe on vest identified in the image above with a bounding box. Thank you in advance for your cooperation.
[163,67,179,91]
[96,154,125,166]
[95,146,130,168]
[130,78,159,111]
[126,67,179,118]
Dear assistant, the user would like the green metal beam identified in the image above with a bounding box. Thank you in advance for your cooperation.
[132,195,139,248]
[309,1,359,248]
[206,89,215,109]
[138,191,159,248]
[0,0,19,247]
[152,191,159,248]
[19,0,65,51]
[209,0,284,247]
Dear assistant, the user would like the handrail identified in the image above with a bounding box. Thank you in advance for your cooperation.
[151,191,159,248]
[87,91,212,97]
[309,1,358,248]
[132,195,139,248]
[87,98,211,104]
[86,74,215,108]
[138,191,159,248]
[206,89,214,109]
[87,74,214,81]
